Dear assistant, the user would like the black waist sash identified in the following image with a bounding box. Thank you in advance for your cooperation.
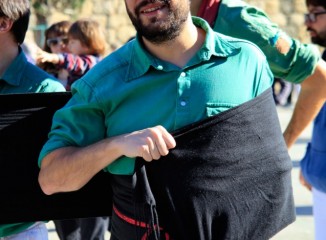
[0,92,112,224]
[133,89,295,240]
[0,89,294,239]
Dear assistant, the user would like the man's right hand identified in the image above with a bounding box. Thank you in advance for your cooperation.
[115,125,176,162]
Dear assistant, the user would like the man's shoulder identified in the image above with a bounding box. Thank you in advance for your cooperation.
[24,62,65,92]
[25,61,53,78]
[99,43,132,71]
[215,32,266,59]
[80,42,134,84]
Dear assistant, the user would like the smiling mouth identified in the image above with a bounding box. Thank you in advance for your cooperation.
[142,6,162,13]
[140,3,166,14]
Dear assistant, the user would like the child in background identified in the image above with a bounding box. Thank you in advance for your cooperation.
[37,20,71,86]
[37,19,110,240]
[37,18,107,90]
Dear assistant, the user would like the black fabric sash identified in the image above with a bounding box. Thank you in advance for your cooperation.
[133,88,295,240]
[0,92,112,224]
[0,89,294,240]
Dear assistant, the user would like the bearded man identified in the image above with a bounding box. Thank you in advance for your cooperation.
[38,0,295,239]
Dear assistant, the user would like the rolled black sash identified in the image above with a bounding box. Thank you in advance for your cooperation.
[134,88,295,240]
[0,92,112,224]
[0,89,294,240]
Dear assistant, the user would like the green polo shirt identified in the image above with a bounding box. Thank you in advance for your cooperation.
[0,49,65,94]
[39,17,273,175]
[214,0,320,83]
[0,49,65,238]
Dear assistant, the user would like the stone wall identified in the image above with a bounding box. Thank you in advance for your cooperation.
[28,0,309,55]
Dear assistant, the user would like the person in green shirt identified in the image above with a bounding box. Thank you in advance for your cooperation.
[38,0,293,239]
[0,0,65,239]
[190,0,326,149]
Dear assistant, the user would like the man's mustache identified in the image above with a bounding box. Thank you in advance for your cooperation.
[307,27,316,33]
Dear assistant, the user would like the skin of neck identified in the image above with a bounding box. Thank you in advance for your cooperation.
[0,34,19,77]
[142,13,206,68]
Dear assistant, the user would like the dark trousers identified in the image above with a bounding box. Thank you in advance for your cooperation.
[54,217,109,240]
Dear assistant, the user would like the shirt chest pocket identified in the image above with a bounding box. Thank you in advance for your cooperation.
[206,102,237,117]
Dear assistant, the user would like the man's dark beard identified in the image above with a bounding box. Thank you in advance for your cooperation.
[311,36,326,47]
[308,27,326,47]
[126,0,189,44]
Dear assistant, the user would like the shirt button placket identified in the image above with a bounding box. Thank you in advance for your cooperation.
[157,65,163,70]
[176,71,190,129]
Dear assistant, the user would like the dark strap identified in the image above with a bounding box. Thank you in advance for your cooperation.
[0,92,112,224]
[197,0,221,27]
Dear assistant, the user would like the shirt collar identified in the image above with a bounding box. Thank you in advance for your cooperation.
[125,38,153,82]
[2,47,27,86]
[126,16,240,82]
[192,16,240,61]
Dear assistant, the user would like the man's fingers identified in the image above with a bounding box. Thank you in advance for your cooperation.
[147,136,161,160]
[138,126,176,161]
[156,125,176,150]
[139,135,164,162]
[150,126,176,157]
[140,144,152,162]
[120,125,176,161]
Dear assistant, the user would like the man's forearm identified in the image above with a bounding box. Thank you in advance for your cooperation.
[38,126,176,195]
[283,59,326,148]
[38,137,122,195]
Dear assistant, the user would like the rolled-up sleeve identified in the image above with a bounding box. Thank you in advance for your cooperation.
[215,0,320,83]
[38,79,106,166]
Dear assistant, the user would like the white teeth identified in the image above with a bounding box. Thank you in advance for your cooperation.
[142,6,161,13]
